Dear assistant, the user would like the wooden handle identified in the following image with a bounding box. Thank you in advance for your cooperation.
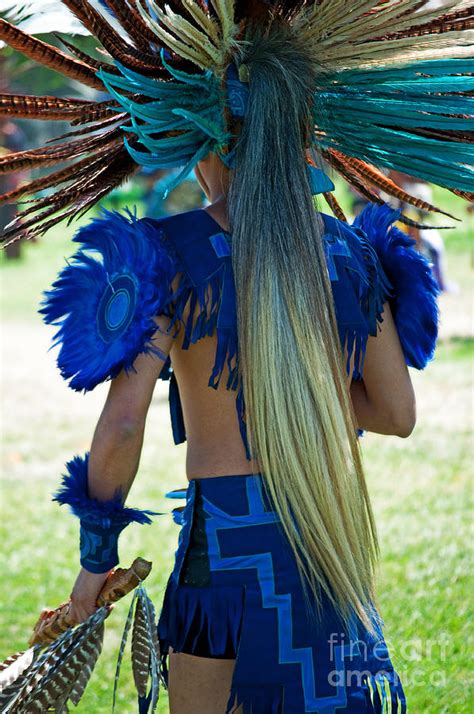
[29,558,152,647]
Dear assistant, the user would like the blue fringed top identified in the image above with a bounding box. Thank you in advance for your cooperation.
[40,203,439,460]
[143,208,393,458]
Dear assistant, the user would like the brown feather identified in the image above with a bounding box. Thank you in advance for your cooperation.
[406,126,474,145]
[58,623,105,709]
[0,648,39,711]
[49,114,128,141]
[103,0,161,48]
[0,19,103,90]
[383,18,474,40]
[1,149,138,246]
[55,34,119,73]
[451,188,474,202]
[326,150,459,220]
[10,614,106,712]
[0,93,95,121]
[397,214,456,231]
[69,100,125,126]
[0,93,122,125]
[60,0,131,51]
[382,8,474,39]
[61,0,165,74]
[16,147,125,218]
[0,156,100,203]
[131,599,150,698]
[68,162,139,225]
[324,150,385,204]
[322,191,347,222]
[1,205,78,248]
[2,194,82,243]
[0,128,123,173]
[7,146,124,211]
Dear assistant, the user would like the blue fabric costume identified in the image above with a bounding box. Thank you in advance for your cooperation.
[1,2,469,712]
[160,474,406,714]
[43,202,439,713]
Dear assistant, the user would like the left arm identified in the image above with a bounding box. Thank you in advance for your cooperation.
[345,301,416,437]
[69,316,174,623]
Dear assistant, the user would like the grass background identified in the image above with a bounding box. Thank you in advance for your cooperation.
[1,186,473,713]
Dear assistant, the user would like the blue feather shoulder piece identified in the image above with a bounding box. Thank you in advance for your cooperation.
[353,203,440,369]
[39,209,178,391]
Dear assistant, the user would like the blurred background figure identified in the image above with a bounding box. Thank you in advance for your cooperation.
[347,166,459,295]
[387,171,459,294]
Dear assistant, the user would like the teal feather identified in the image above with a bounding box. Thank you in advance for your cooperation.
[164,140,216,191]
[173,108,230,143]
[161,51,217,89]
[316,58,474,192]
[331,59,474,84]
[97,53,226,185]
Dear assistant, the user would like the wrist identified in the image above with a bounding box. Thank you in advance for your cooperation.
[53,452,158,573]
[79,520,123,573]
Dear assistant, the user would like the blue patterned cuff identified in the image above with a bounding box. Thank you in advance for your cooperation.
[79,521,124,573]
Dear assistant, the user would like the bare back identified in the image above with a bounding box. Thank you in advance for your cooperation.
[165,204,259,478]
[171,331,261,478]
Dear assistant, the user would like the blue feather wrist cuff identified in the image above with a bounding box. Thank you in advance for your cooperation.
[54,453,159,573]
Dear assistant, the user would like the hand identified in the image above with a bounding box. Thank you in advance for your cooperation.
[69,567,111,624]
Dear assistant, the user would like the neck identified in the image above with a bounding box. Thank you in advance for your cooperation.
[204,193,230,233]
[208,190,227,206]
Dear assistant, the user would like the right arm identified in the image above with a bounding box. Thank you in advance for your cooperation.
[347,301,416,438]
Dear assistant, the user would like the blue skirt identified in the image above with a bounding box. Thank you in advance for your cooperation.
[157,474,406,714]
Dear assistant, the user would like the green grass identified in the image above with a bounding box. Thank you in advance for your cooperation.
[1,200,473,713]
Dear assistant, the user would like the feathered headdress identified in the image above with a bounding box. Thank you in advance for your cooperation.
[0,0,473,245]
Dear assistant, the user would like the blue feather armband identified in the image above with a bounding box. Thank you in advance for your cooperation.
[39,209,178,392]
[354,204,440,369]
[53,453,159,573]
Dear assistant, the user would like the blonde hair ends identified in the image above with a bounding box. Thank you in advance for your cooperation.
[228,24,380,634]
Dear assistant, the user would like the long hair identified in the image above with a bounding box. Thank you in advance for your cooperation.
[228,23,380,632]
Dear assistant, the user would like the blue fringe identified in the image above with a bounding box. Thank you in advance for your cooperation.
[323,214,394,380]
[159,582,244,659]
[353,204,440,369]
[164,254,240,396]
[363,669,407,713]
[225,684,283,714]
[39,209,178,392]
[53,452,158,527]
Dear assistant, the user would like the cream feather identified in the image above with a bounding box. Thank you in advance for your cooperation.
[182,0,221,44]
[210,0,236,44]
[324,48,472,73]
[135,0,213,69]
[154,5,220,64]
[296,0,470,42]
[134,0,238,73]
[294,0,474,70]
[341,0,472,41]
